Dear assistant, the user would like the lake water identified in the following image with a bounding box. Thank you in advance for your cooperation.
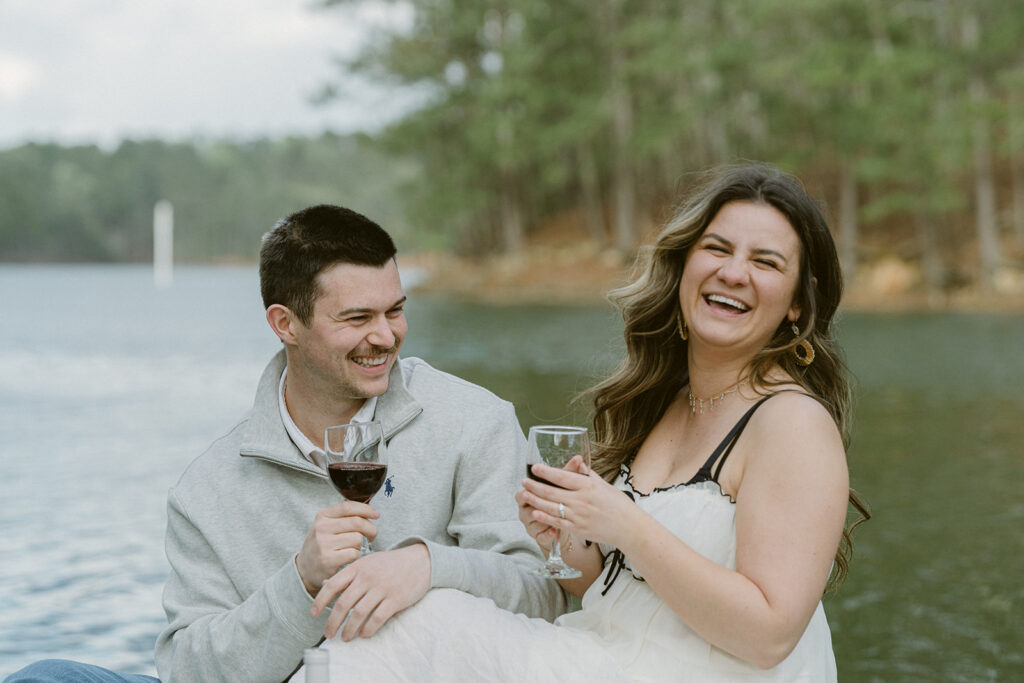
[1,264,1022,680]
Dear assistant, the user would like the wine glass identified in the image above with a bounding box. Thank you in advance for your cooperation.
[324,421,388,556]
[526,425,591,579]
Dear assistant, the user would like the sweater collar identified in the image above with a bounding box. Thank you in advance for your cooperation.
[240,349,422,471]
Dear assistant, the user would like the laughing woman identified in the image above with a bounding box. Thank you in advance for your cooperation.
[295,163,869,682]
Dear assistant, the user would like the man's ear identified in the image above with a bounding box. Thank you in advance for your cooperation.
[266,304,300,345]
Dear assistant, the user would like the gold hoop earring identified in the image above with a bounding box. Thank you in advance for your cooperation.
[677,313,688,341]
[791,323,814,366]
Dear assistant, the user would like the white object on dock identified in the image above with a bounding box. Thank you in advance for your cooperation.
[153,200,174,289]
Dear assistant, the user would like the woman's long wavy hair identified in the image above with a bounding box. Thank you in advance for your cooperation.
[585,162,869,588]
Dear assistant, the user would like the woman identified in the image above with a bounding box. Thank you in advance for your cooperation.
[299,163,868,682]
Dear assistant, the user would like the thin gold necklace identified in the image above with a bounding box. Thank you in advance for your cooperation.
[688,378,750,415]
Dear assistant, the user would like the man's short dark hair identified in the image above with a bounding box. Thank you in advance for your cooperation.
[259,204,397,325]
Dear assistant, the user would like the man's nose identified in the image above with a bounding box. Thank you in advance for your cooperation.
[367,315,396,348]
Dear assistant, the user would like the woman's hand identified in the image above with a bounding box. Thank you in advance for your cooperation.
[516,464,557,551]
[517,456,613,597]
[518,455,638,552]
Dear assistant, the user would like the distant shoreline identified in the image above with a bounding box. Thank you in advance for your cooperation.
[5,257,1022,312]
[401,252,1024,314]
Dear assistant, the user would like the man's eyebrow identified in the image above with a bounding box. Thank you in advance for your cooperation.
[335,296,407,317]
[702,232,789,264]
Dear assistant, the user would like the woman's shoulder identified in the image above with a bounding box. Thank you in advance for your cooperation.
[757,386,830,413]
[746,387,843,449]
[730,387,848,497]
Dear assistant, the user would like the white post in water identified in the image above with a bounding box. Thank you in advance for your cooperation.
[153,200,174,289]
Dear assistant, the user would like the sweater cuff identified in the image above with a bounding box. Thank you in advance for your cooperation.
[266,555,329,641]
[391,536,465,590]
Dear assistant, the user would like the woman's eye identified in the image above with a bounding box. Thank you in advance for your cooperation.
[755,259,779,269]
[386,308,404,318]
[705,244,727,253]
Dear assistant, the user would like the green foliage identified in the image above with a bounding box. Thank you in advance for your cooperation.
[317,0,1023,271]
[0,134,420,262]
[6,0,1023,274]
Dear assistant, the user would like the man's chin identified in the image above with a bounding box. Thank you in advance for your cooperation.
[354,352,399,393]
[358,375,391,398]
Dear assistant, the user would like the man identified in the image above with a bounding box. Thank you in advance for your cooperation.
[7,205,566,683]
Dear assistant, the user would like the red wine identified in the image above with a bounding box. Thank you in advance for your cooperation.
[328,462,388,503]
[526,464,566,489]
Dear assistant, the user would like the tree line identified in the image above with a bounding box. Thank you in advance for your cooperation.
[4,1,1023,300]
[0,134,418,263]
[322,0,1024,295]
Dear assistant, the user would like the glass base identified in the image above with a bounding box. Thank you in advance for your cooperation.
[531,562,582,579]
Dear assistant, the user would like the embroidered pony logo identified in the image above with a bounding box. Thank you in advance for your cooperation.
[384,476,395,497]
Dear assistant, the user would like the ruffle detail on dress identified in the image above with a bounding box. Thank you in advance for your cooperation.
[618,460,737,504]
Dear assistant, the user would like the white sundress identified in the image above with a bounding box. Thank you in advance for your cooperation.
[294,398,838,682]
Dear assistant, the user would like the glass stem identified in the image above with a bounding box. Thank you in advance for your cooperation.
[548,536,566,566]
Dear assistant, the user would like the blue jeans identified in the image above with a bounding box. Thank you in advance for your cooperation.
[3,660,159,683]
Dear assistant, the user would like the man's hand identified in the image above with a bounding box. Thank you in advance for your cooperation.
[295,500,380,596]
[311,543,431,641]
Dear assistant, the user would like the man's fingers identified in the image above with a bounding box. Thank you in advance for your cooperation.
[319,500,380,519]
[336,533,367,553]
[311,567,354,617]
[324,600,350,638]
[316,516,379,540]
[328,526,377,551]
[358,598,400,639]
[323,579,363,637]
[340,594,383,641]
[359,519,379,542]
[315,546,431,640]
[332,543,363,570]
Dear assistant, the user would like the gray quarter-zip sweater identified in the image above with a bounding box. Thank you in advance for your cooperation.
[155,351,567,682]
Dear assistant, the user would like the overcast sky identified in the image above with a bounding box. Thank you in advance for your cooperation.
[0,0,412,149]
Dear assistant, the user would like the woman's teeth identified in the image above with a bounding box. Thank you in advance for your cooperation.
[705,294,750,312]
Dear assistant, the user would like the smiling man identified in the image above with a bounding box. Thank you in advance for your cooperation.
[6,205,567,683]
[154,205,569,682]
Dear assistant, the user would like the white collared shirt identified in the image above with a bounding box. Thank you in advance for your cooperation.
[278,367,377,469]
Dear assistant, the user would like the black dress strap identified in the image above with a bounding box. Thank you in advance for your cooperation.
[598,392,808,595]
[690,395,774,485]
[598,397,776,595]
